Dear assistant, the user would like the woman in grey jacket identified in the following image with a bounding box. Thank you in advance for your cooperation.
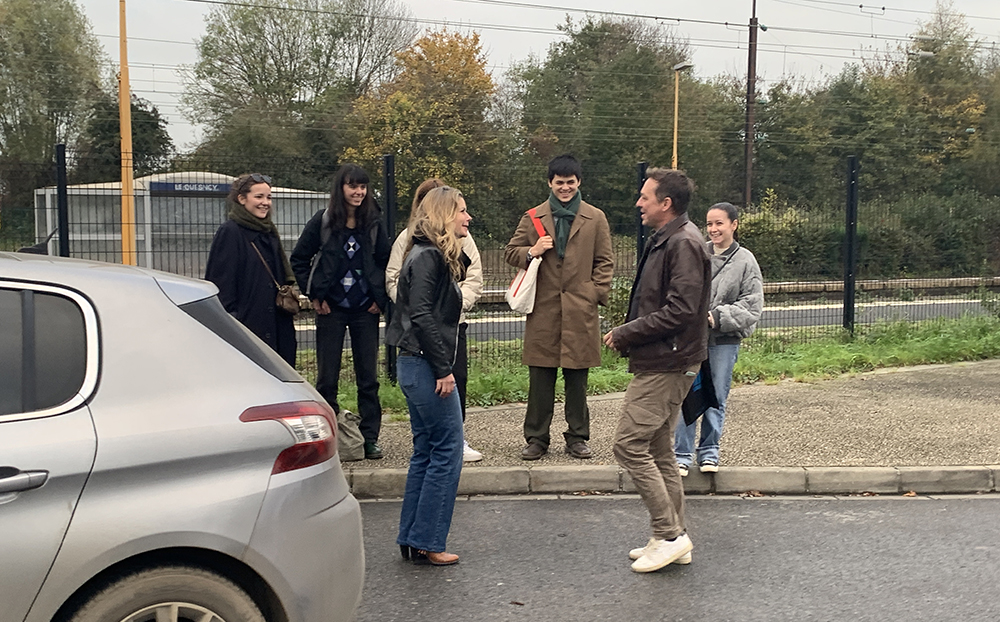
[675,202,763,475]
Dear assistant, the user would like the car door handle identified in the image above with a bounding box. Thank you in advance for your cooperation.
[0,470,49,494]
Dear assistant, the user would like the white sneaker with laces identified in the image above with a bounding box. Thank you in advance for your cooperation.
[678,464,689,477]
[631,534,693,573]
[699,461,719,473]
[628,537,692,564]
[462,441,483,462]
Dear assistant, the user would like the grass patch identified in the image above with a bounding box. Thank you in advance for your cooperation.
[296,315,1000,417]
[737,315,1000,383]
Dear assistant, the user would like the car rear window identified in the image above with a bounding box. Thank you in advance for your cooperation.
[0,288,88,416]
[179,296,301,383]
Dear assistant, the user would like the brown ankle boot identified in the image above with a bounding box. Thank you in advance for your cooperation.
[414,550,459,566]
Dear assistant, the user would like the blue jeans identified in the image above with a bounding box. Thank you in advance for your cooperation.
[396,355,464,553]
[675,343,740,467]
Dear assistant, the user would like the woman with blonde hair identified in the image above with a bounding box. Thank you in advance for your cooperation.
[386,178,484,461]
[386,186,471,566]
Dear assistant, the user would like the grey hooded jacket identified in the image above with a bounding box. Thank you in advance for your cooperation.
[708,241,764,345]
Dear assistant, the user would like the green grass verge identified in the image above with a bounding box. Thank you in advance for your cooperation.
[736,315,1000,384]
[298,315,1000,417]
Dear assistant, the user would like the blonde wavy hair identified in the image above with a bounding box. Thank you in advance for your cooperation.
[407,186,466,281]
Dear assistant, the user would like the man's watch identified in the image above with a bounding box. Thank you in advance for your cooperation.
[526,249,533,262]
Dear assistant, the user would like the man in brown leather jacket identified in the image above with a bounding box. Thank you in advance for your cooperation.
[603,168,711,573]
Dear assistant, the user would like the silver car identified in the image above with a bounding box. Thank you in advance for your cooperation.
[0,252,364,622]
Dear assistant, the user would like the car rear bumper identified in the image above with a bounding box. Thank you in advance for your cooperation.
[245,462,365,622]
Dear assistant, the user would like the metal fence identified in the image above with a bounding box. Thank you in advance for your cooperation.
[3,149,998,380]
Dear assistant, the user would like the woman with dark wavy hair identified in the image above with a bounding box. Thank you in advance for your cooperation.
[291,163,391,460]
[387,185,471,566]
[206,173,297,366]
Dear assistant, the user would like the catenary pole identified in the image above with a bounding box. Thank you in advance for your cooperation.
[744,0,758,209]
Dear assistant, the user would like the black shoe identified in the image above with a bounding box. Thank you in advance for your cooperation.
[566,441,593,459]
[521,442,547,460]
[364,441,383,460]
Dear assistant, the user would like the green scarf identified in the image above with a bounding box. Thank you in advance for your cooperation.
[548,190,581,259]
[228,203,295,285]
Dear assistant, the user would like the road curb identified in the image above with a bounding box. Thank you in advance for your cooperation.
[346,465,1000,499]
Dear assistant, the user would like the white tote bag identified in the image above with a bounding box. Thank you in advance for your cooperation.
[505,208,547,315]
[506,255,543,314]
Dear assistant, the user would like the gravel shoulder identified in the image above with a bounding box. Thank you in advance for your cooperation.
[364,359,1000,469]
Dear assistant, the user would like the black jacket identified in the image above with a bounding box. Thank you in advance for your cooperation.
[385,238,465,379]
[289,209,391,310]
[613,213,711,373]
[204,220,297,365]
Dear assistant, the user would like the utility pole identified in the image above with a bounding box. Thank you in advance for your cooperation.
[744,0,759,209]
[671,62,694,169]
[119,0,136,265]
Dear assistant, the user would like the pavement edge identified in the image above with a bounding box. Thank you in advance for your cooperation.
[346,465,1000,499]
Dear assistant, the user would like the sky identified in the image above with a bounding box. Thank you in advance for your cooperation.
[77,0,1000,150]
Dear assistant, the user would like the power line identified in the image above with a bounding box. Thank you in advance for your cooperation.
[772,0,919,28]
[176,0,563,35]
[788,0,1000,23]
[449,0,734,28]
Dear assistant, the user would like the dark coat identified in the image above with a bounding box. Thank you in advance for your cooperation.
[290,209,391,311]
[504,200,614,369]
[205,220,297,366]
[612,213,711,373]
[385,238,465,379]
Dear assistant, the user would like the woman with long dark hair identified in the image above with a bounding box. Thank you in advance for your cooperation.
[291,164,391,460]
[206,173,297,366]
[387,186,471,566]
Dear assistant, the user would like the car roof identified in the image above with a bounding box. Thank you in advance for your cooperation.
[0,252,218,306]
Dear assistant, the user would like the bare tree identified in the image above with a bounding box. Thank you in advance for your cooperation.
[182,0,415,127]
[339,0,418,94]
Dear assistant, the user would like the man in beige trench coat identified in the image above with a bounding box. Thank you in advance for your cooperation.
[505,154,614,460]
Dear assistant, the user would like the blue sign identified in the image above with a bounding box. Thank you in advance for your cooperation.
[150,181,229,194]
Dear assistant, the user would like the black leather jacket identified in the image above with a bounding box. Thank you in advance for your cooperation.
[385,238,465,379]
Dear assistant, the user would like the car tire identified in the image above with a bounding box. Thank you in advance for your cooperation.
[68,565,266,622]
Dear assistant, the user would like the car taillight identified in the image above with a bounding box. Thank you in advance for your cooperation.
[240,401,337,474]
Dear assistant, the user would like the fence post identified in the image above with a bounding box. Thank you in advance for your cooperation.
[382,153,397,383]
[56,144,70,257]
[636,161,648,258]
[843,155,859,334]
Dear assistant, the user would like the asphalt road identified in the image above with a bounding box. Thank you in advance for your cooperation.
[296,298,988,347]
[355,495,1000,622]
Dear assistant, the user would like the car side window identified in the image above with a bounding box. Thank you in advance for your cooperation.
[0,287,88,417]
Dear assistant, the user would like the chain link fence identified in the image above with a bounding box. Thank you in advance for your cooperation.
[3,149,998,381]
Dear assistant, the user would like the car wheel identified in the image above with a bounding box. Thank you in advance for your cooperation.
[68,565,266,622]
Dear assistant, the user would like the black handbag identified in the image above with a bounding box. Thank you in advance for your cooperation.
[682,357,719,426]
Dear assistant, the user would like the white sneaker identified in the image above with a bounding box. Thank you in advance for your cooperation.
[462,441,483,462]
[678,464,689,477]
[631,534,693,573]
[699,461,719,473]
[628,537,692,564]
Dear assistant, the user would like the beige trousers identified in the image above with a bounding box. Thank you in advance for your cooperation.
[613,367,698,540]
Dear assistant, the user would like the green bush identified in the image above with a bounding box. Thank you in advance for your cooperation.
[738,189,1000,280]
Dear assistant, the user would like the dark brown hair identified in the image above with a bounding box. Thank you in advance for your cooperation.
[645,168,695,214]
